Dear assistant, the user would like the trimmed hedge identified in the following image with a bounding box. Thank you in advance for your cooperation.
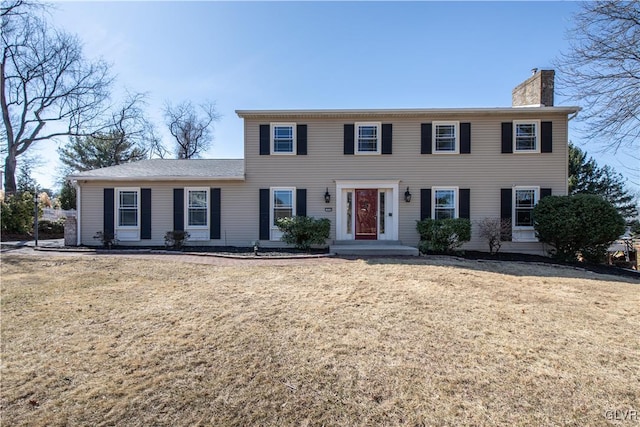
[276,216,330,251]
[533,194,625,263]
[416,218,471,253]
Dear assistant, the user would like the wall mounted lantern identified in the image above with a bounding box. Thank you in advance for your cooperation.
[404,187,412,203]
[324,188,331,203]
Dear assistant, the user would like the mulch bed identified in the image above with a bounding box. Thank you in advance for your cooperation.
[1,232,64,241]
[444,250,639,280]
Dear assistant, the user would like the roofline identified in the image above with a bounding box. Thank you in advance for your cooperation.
[69,175,246,182]
[236,106,581,119]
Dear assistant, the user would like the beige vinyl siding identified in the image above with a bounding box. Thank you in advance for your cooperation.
[79,180,257,247]
[244,113,569,254]
[78,110,570,255]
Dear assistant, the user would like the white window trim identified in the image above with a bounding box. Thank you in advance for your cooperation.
[432,186,459,219]
[270,187,296,240]
[355,122,381,155]
[270,123,296,155]
[433,121,460,154]
[512,186,540,243]
[513,120,541,153]
[512,186,539,229]
[115,187,140,230]
[184,187,210,231]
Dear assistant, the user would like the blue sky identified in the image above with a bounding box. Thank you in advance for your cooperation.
[28,1,635,194]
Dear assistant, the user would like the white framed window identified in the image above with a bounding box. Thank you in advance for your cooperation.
[513,186,539,242]
[270,187,296,240]
[513,120,540,153]
[271,123,296,154]
[433,121,459,153]
[355,122,381,154]
[433,187,458,220]
[116,188,139,228]
[185,188,209,229]
[116,188,140,241]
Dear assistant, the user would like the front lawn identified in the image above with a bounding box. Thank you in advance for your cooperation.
[1,255,638,426]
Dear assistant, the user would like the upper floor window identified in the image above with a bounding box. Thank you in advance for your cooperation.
[514,121,540,153]
[433,187,457,219]
[271,123,296,154]
[433,122,459,153]
[117,189,139,228]
[356,122,381,154]
[186,188,208,228]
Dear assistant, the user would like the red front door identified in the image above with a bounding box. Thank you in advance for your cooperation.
[355,189,377,240]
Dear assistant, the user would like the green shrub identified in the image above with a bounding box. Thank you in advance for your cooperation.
[276,216,330,251]
[164,230,190,250]
[416,218,471,253]
[1,192,40,235]
[533,194,625,263]
[38,218,66,235]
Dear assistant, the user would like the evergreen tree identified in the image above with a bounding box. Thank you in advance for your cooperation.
[569,143,638,219]
[59,131,148,172]
[58,180,77,210]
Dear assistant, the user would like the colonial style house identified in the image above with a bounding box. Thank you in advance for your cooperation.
[68,70,579,255]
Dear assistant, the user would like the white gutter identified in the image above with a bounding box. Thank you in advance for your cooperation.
[67,175,246,182]
[236,106,582,118]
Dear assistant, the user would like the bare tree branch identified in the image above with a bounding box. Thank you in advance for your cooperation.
[556,1,640,156]
[163,100,220,159]
[58,92,159,173]
[1,1,112,194]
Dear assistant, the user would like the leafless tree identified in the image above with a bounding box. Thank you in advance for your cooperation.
[164,100,220,159]
[58,92,163,173]
[477,217,512,254]
[556,1,639,157]
[99,92,160,162]
[1,0,112,194]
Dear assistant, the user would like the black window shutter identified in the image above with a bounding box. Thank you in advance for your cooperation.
[541,188,552,199]
[501,122,513,153]
[259,124,270,155]
[344,124,354,155]
[210,188,221,240]
[173,188,184,231]
[420,188,432,220]
[459,189,470,219]
[259,188,270,240]
[297,124,307,155]
[460,123,471,154]
[541,121,552,153]
[421,123,432,154]
[501,188,512,241]
[381,123,392,154]
[104,188,114,236]
[296,188,307,217]
[141,188,152,240]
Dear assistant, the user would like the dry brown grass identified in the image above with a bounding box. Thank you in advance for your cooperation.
[1,254,638,426]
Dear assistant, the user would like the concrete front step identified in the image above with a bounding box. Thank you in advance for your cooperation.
[330,243,419,256]
[332,240,403,246]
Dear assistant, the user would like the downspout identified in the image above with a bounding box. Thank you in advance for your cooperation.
[75,181,81,246]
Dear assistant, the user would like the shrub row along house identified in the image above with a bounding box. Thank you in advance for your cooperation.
[68,70,579,255]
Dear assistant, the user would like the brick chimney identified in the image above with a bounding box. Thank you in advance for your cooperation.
[512,69,554,107]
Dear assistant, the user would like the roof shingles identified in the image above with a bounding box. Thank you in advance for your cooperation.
[68,159,245,181]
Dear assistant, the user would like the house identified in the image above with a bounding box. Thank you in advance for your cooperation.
[68,70,580,255]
